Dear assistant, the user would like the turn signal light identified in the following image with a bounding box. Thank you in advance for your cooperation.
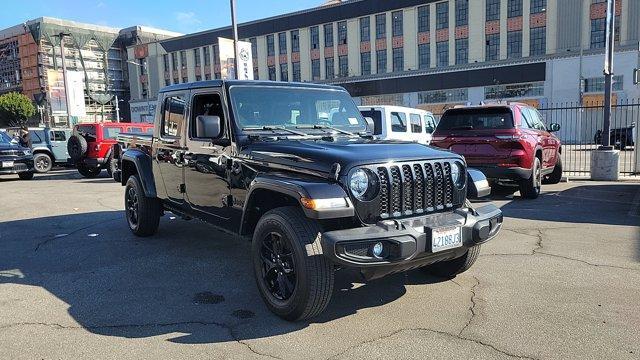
[300,197,349,210]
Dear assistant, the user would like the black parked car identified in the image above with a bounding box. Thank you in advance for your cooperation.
[594,123,636,150]
[0,130,34,180]
[113,80,503,321]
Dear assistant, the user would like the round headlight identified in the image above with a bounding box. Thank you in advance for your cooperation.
[450,161,465,188]
[349,169,370,200]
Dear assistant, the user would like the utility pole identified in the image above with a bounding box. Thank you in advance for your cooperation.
[115,95,120,123]
[601,0,616,149]
[58,33,72,127]
[230,0,239,80]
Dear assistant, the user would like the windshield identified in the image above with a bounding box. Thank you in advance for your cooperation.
[0,131,12,144]
[104,127,123,139]
[437,108,514,131]
[230,86,367,135]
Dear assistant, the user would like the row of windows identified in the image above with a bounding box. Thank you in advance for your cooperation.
[487,0,545,21]
[485,81,545,99]
[583,75,624,93]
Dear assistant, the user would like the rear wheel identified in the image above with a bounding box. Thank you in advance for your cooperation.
[77,164,101,178]
[125,175,161,236]
[18,171,34,180]
[543,157,563,185]
[33,153,53,173]
[252,206,334,321]
[425,245,481,278]
[519,157,541,199]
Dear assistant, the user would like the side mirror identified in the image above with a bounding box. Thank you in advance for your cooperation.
[549,123,561,132]
[467,168,491,199]
[364,117,375,132]
[196,115,221,139]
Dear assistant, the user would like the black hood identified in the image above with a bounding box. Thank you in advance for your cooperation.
[242,137,461,176]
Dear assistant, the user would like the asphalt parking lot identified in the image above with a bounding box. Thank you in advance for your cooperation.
[0,170,639,360]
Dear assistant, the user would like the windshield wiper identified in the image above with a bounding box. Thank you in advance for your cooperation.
[242,126,309,137]
[295,124,357,137]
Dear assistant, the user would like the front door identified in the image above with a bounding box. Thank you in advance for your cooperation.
[154,93,187,205]
[183,90,237,230]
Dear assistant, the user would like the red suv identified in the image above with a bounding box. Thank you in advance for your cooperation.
[67,122,153,178]
[431,103,562,199]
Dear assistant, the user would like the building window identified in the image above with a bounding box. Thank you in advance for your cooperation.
[213,45,220,65]
[249,38,257,59]
[163,54,170,71]
[173,77,179,84]
[392,11,403,37]
[203,46,211,66]
[376,50,387,73]
[530,27,546,56]
[485,33,500,61]
[268,66,276,81]
[436,41,448,67]
[312,59,321,80]
[325,58,334,79]
[214,72,221,79]
[171,52,178,71]
[360,17,370,42]
[584,75,624,93]
[291,30,299,52]
[531,0,546,14]
[310,26,320,49]
[486,0,500,21]
[278,32,287,55]
[455,0,468,27]
[485,82,545,99]
[194,49,201,67]
[204,74,211,81]
[418,43,430,69]
[182,77,187,83]
[337,21,347,45]
[324,23,334,47]
[508,0,523,18]
[196,75,202,81]
[280,63,288,81]
[375,14,386,39]
[361,52,371,75]
[292,62,301,82]
[267,34,275,56]
[253,67,259,80]
[507,31,522,58]
[455,38,468,64]
[392,48,403,72]
[418,88,468,104]
[418,5,430,33]
[590,18,606,49]
[180,51,187,69]
[339,55,348,77]
[436,2,448,30]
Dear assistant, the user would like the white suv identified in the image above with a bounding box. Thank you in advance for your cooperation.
[358,105,437,145]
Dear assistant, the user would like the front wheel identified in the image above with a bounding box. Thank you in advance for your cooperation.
[33,153,53,173]
[77,164,101,178]
[125,175,161,236]
[424,245,481,278]
[519,157,541,199]
[252,206,334,321]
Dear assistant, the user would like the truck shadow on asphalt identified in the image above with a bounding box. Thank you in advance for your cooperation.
[0,210,449,344]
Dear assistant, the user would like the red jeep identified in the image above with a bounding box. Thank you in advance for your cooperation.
[67,122,153,178]
[431,103,562,199]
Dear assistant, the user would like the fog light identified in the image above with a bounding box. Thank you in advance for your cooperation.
[372,242,384,258]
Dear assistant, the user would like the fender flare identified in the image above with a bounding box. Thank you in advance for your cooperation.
[120,149,157,198]
[239,174,354,235]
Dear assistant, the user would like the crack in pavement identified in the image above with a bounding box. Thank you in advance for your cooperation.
[0,320,282,359]
[33,217,121,252]
[326,326,540,360]
[458,276,480,337]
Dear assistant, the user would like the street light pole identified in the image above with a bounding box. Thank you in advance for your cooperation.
[127,59,152,122]
[601,0,616,149]
[115,95,120,123]
[58,33,72,127]
[230,0,239,80]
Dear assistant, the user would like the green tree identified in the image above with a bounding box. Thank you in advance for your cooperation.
[0,92,36,127]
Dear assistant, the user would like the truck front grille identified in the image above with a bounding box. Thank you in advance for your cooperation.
[0,150,22,156]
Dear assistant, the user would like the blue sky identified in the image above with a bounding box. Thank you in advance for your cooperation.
[1,0,322,34]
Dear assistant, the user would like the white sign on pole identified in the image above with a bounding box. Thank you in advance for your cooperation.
[217,37,253,80]
[236,40,254,80]
[66,71,86,117]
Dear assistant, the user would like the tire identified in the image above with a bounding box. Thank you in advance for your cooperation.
[33,153,53,173]
[67,135,87,162]
[519,157,541,199]
[543,156,563,185]
[107,156,118,178]
[252,206,334,321]
[18,171,34,180]
[425,245,481,278]
[77,164,101,178]
[125,175,161,237]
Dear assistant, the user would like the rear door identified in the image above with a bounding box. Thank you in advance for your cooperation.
[424,114,436,144]
[49,130,69,162]
[409,113,425,144]
[529,108,558,169]
[389,111,408,141]
[433,108,515,166]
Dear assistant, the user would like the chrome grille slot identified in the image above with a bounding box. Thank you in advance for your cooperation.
[401,165,413,215]
[413,164,424,213]
[444,162,453,205]
[424,163,435,210]
[389,166,402,216]
[377,167,390,218]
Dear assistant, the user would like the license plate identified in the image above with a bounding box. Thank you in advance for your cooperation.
[431,226,462,252]
[2,161,14,168]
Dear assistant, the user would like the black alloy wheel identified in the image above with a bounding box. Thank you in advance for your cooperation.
[260,231,297,301]
[126,185,139,228]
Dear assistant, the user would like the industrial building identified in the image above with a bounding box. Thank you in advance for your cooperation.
[126,0,640,122]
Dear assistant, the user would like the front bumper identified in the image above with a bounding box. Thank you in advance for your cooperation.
[0,157,34,175]
[321,203,502,278]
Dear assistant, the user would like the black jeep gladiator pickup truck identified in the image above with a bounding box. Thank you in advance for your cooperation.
[112,80,503,321]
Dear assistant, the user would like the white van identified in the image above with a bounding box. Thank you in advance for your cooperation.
[358,105,437,145]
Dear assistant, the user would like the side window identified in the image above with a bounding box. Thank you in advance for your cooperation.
[390,112,407,133]
[424,115,436,133]
[532,108,547,131]
[31,130,44,143]
[410,113,422,133]
[190,93,225,139]
[520,108,534,129]
[51,131,66,141]
[162,95,186,137]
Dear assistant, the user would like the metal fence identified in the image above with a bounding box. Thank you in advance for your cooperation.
[538,100,638,178]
